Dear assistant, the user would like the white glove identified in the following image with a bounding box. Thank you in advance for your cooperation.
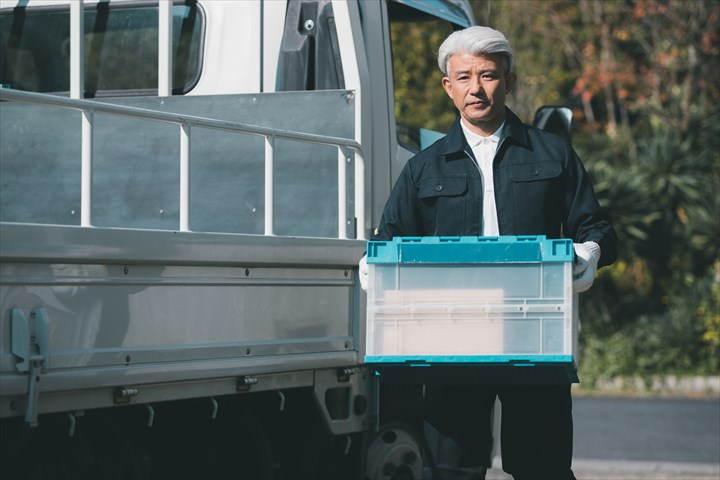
[573,241,601,293]
[359,254,369,292]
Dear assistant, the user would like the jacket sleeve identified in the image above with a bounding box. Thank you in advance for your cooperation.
[563,146,618,268]
[374,161,424,240]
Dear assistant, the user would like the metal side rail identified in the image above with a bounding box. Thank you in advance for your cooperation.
[0,88,366,239]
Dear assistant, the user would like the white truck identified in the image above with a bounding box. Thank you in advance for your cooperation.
[0,0,477,478]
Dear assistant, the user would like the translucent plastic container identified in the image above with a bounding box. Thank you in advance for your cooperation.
[364,236,579,384]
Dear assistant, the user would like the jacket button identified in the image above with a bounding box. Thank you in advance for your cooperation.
[533,170,539,176]
[435,185,443,191]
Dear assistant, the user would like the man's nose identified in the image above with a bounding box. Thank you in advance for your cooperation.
[470,76,483,94]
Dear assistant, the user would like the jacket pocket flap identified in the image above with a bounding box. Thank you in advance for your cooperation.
[418,176,467,198]
[508,161,562,181]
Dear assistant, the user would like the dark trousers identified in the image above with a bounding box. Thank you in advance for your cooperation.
[424,384,576,480]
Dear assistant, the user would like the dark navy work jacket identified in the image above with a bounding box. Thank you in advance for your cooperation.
[375,109,617,268]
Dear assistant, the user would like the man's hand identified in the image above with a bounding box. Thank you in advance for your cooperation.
[359,254,368,292]
[573,241,601,293]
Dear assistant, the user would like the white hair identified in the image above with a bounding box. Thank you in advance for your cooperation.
[437,26,514,75]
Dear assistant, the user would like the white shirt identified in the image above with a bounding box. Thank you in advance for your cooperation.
[460,120,504,236]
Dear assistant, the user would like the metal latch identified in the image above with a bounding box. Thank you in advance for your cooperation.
[337,367,357,382]
[236,376,258,392]
[114,387,140,404]
[11,308,50,427]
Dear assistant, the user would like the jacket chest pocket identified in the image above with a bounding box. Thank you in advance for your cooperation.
[418,176,469,235]
[506,161,563,224]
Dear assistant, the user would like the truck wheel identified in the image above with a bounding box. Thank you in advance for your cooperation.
[365,422,422,480]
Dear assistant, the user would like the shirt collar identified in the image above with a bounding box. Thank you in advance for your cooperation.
[460,119,505,147]
[439,109,530,158]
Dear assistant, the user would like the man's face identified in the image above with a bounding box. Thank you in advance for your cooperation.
[442,52,516,136]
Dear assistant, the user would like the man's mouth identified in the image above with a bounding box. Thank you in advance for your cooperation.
[467,100,489,108]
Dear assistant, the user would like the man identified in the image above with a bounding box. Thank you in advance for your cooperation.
[360,26,617,479]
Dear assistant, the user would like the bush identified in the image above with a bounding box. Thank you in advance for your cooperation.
[578,263,720,390]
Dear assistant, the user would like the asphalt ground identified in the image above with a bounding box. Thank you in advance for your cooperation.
[486,392,720,480]
[486,457,720,479]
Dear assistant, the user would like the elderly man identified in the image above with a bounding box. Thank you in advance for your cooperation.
[361,26,617,480]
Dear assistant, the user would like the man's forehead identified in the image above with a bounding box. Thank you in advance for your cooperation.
[450,51,505,63]
[448,52,504,71]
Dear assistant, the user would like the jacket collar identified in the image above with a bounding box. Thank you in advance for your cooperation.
[439,108,529,157]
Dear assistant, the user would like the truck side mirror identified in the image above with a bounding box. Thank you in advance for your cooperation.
[533,106,573,143]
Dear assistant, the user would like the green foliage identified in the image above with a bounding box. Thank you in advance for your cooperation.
[575,117,719,384]
[700,270,720,361]
[579,121,719,266]
[391,19,457,133]
[579,265,720,388]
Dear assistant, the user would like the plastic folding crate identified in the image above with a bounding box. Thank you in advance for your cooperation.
[364,236,579,384]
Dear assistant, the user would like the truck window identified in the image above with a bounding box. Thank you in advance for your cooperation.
[388,4,458,153]
[0,2,203,96]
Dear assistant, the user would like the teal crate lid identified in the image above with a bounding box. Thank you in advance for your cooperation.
[367,235,573,264]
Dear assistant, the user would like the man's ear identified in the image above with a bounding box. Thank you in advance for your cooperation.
[506,72,518,93]
[442,76,453,98]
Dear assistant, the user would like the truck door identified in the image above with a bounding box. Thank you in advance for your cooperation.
[276,0,344,91]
